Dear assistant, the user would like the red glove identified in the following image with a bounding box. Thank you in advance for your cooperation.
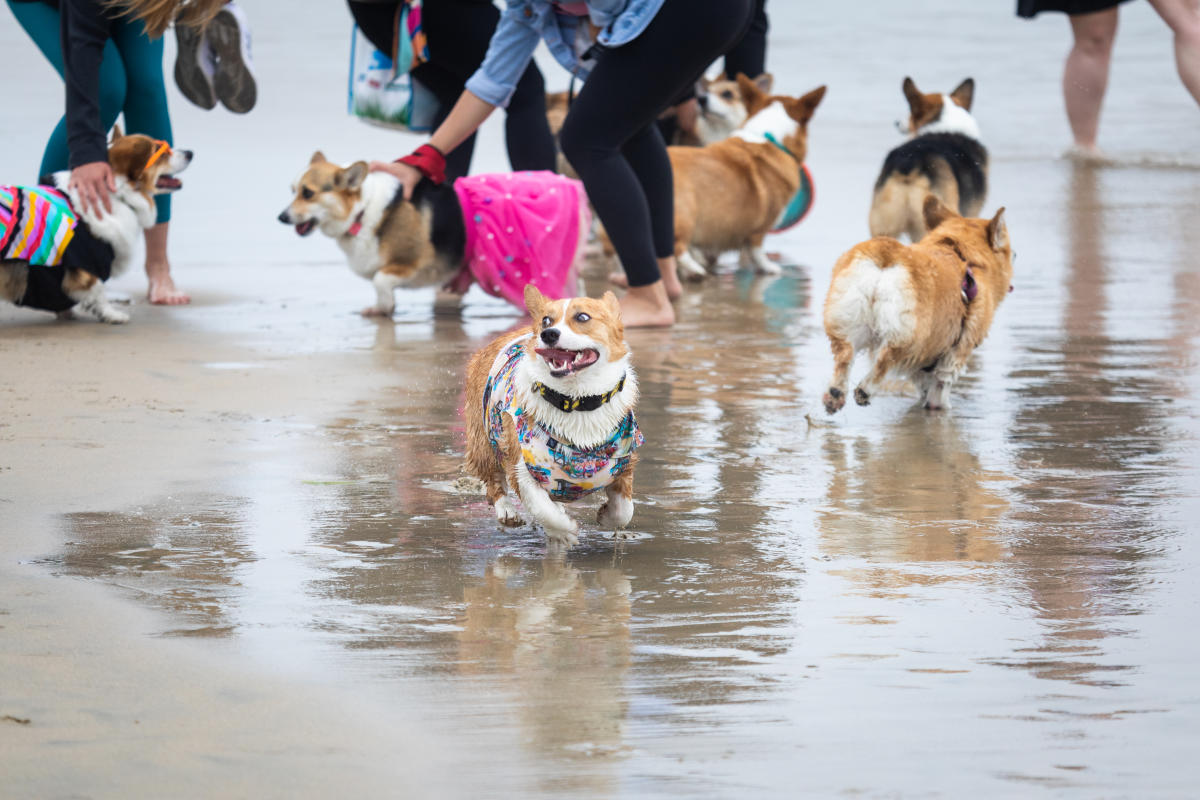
[396,144,447,184]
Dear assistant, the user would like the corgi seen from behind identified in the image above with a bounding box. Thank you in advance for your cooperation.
[823,195,1013,413]
[464,285,641,547]
[869,77,987,242]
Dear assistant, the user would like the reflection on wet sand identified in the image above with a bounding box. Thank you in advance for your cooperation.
[58,497,252,637]
[818,413,1011,583]
[994,162,1191,686]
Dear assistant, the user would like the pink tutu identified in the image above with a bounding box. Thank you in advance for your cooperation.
[454,171,588,308]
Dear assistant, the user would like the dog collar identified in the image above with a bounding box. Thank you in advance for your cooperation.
[346,209,365,237]
[145,139,170,169]
[531,374,626,413]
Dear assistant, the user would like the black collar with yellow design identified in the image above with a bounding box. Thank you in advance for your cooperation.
[531,374,627,413]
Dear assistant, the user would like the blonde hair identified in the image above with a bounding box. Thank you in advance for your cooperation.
[104,0,227,39]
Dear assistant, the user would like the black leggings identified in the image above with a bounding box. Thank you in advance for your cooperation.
[560,0,755,287]
[347,0,556,180]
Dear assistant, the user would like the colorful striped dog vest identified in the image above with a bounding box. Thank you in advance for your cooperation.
[0,185,78,267]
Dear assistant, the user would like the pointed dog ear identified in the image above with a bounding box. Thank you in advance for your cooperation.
[754,73,774,94]
[110,124,123,142]
[310,150,327,165]
[902,77,923,113]
[987,207,1009,251]
[336,161,368,191]
[601,290,620,316]
[922,193,958,231]
[736,72,769,109]
[791,85,826,125]
[950,77,975,111]
[524,284,548,320]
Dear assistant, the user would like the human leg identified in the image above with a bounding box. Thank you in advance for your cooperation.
[505,62,557,171]
[112,19,189,304]
[724,0,768,79]
[1064,8,1119,153]
[559,0,752,326]
[7,1,127,179]
[1147,0,1200,105]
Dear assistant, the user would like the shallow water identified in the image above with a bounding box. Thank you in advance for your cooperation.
[3,0,1200,796]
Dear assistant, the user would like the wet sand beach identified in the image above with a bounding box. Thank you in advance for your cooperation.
[2,1,1199,797]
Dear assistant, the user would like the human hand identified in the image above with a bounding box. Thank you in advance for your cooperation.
[69,161,116,217]
[368,160,423,200]
[675,97,700,137]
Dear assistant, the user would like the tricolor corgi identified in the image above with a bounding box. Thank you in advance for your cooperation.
[669,77,826,279]
[464,285,641,547]
[822,195,1013,413]
[278,154,588,316]
[869,77,987,242]
[0,128,191,323]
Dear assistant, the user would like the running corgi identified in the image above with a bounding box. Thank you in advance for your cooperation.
[464,286,641,547]
[823,195,1013,413]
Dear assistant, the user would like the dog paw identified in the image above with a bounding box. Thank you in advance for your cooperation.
[597,496,634,530]
[100,309,130,324]
[493,496,524,527]
[361,306,393,318]
[823,387,845,414]
[543,521,580,548]
[753,258,782,276]
[854,387,870,406]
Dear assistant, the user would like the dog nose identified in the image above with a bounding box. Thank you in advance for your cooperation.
[180,149,194,162]
[540,328,560,346]
[277,210,291,224]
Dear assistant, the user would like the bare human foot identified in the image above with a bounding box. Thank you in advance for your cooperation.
[146,264,191,305]
[619,282,675,328]
[608,255,684,301]
[1065,144,1109,164]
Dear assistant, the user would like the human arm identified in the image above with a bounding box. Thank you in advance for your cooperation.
[61,0,115,215]
[370,2,544,198]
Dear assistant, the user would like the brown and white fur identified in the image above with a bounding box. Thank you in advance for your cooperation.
[464,286,638,546]
[0,128,191,323]
[869,77,987,242]
[279,152,588,316]
[669,77,825,279]
[823,195,1013,413]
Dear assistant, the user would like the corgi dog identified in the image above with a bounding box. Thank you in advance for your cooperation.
[0,128,191,323]
[464,285,641,547]
[869,77,987,242]
[822,195,1013,413]
[278,153,588,316]
[669,77,826,279]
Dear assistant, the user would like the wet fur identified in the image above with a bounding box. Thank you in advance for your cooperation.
[870,78,988,242]
[823,195,1013,413]
[670,77,826,279]
[464,286,638,546]
[0,129,190,323]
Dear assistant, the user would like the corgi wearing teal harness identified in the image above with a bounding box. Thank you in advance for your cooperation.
[668,76,824,281]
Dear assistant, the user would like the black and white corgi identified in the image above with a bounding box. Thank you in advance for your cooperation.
[869,77,987,242]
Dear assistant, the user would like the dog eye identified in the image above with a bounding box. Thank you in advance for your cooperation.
[574,312,591,323]
[721,90,734,100]
[541,316,553,328]
[301,187,314,200]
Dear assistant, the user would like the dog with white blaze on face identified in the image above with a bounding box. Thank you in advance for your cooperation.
[822,194,1014,414]
[464,285,642,547]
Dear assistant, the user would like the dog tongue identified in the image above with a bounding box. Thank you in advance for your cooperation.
[536,348,576,369]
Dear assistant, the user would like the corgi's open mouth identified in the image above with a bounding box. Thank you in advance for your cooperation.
[294,220,317,237]
[155,175,182,191]
[536,347,599,378]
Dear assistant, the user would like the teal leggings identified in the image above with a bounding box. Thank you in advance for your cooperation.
[8,0,173,224]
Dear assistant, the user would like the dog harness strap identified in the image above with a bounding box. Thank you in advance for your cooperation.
[397,143,447,184]
[530,374,626,413]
